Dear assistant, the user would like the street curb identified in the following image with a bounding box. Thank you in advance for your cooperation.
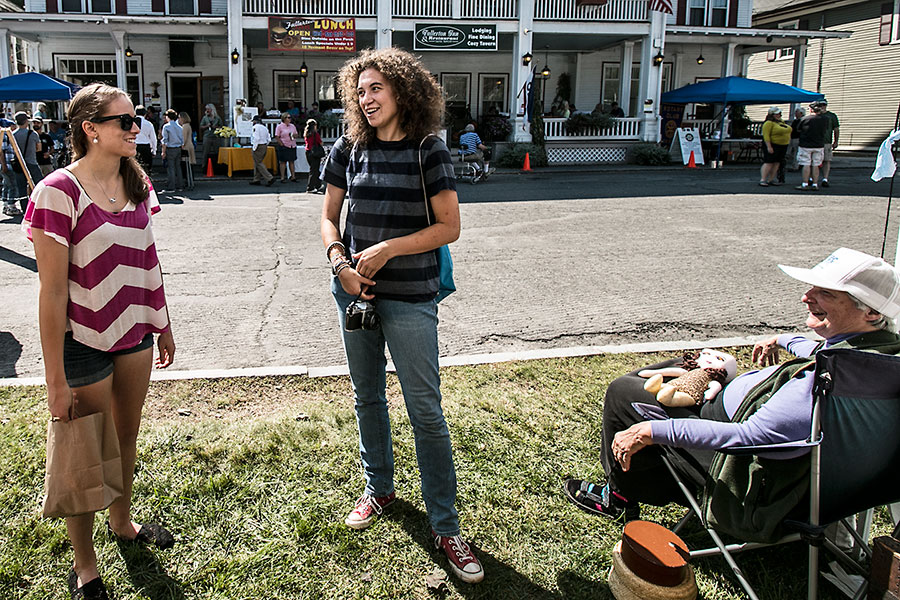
[0,335,773,387]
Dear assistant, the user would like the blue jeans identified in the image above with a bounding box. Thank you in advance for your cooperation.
[332,278,459,536]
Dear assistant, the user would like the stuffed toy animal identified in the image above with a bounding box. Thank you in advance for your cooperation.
[638,349,738,408]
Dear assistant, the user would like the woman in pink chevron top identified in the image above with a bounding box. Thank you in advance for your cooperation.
[23,83,176,600]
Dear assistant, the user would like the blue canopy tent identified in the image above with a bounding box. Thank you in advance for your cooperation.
[660,76,825,163]
[0,72,80,102]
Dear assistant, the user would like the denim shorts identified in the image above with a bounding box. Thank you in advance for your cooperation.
[63,332,153,387]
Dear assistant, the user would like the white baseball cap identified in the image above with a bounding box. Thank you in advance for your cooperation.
[778,248,900,319]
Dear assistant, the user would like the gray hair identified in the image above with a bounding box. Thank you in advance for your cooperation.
[795,107,806,116]
[849,293,898,333]
[205,104,218,118]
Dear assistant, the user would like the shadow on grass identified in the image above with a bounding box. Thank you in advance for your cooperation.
[114,539,185,600]
[388,499,608,599]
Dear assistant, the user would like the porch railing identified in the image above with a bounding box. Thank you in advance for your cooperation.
[534,0,648,21]
[543,116,641,140]
[393,0,452,17]
[263,119,345,142]
[681,119,764,138]
[460,0,518,18]
[244,0,375,15]
[245,0,640,19]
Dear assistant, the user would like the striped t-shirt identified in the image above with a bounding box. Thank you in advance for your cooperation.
[324,135,456,302]
[23,168,169,352]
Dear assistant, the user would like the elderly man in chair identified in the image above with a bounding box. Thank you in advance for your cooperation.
[565,248,900,542]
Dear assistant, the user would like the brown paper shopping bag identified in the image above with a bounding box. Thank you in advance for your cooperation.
[42,412,124,518]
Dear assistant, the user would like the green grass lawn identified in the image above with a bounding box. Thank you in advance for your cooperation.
[0,350,891,599]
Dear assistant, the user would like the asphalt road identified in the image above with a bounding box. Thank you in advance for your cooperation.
[2,164,897,379]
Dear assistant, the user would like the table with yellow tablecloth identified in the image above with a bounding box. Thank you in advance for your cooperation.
[217,146,277,177]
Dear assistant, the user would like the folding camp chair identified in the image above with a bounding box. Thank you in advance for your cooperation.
[645,348,900,600]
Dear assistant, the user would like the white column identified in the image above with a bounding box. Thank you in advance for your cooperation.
[376,0,392,49]
[791,41,806,89]
[227,0,244,123]
[509,0,535,142]
[0,29,10,78]
[110,31,127,90]
[638,10,666,142]
[721,42,737,77]
[619,41,634,116]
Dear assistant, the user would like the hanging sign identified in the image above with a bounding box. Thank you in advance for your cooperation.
[413,24,497,51]
[268,17,356,53]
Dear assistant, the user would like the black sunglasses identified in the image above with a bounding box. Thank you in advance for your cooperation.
[92,113,140,130]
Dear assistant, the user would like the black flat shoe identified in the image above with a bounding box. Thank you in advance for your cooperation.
[68,569,109,600]
[107,521,175,550]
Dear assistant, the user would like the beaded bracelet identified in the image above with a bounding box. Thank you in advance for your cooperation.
[326,240,346,263]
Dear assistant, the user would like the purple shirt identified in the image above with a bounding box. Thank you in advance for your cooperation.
[650,334,854,457]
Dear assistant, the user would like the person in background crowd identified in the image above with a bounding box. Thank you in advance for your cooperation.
[48,120,69,169]
[321,47,483,585]
[303,118,324,193]
[249,114,274,186]
[795,101,828,191]
[459,123,494,182]
[1,117,18,216]
[758,106,790,187]
[198,103,223,170]
[33,102,49,120]
[144,106,160,132]
[255,102,267,117]
[609,101,625,118]
[785,106,805,173]
[178,112,195,169]
[160,109,184,192]
[310,102,320,115]
[286,100,301,118]
[133,105,156,174]
[274,112,299,183]
[33,117,55,177]
[23,82,176,600]
[13,111,43,212]
[820,99,840,188]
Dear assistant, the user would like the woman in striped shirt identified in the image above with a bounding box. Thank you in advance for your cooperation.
[24,83,176,600]
[321,48,483,584]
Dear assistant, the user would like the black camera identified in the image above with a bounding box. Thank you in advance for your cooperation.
[345,299,380,331]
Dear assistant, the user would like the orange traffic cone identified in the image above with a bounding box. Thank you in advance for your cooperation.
[205,158,214,177]
[685,151,697,169]
[522,152,532,172]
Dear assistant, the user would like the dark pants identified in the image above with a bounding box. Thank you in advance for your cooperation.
[306,150,322,191]
[601,358,729,507]
[165,147,183,190]
[136,144,153,173]
[14,163,43,210]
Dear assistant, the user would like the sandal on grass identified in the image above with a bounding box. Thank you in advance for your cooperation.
[68,569,109,600]
[107,521,175,550]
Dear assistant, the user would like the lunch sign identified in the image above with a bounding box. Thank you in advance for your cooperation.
[413,24,497,51]
[268,17,356,52]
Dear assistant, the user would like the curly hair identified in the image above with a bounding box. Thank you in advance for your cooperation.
[337,47,445,147]
[67,82,149,205]
[303,118,318,138]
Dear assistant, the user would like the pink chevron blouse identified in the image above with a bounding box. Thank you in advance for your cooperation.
[23,168,170,352]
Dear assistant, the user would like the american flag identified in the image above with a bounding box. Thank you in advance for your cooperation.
[649,0,674,14]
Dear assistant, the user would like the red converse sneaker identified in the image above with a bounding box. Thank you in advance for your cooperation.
[432,531,484,584]
[344,492,396,530]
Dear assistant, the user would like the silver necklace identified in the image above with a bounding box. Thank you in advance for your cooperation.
[91,170,119,204]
